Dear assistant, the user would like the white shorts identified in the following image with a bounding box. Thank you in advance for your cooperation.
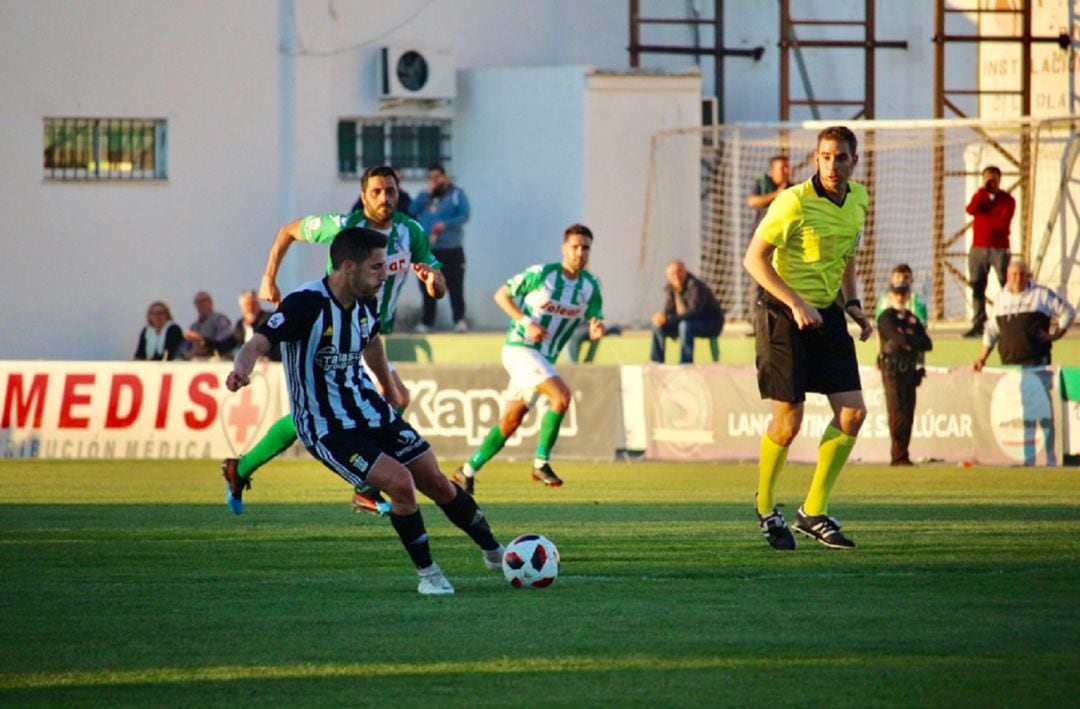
[501,345,559,403]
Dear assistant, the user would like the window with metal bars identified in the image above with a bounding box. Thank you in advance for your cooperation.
[337,118,449,179]
[43,117,167,180]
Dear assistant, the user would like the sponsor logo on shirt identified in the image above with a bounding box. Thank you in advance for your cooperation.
[268,313,285,328]
[315,346,363,371]
[539,301,582,318]
[387,254,410,273]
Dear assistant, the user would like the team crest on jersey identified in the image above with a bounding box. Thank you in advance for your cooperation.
[268,313,285,328]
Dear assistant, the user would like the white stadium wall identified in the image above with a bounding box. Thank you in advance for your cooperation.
[1,0,994,359]
[0,0,637,359]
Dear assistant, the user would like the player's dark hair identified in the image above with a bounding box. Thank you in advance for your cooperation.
[769,154,789,165]
[427,165,446,175]
[330,227,389,269]
[817,125,858,155]
[564,223,593,242]
[892,263,913,277]
[360,165,398,192]
[983,165,1002,177]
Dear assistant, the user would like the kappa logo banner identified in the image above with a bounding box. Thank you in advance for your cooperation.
[642,365,1063,466]
[396,363,620,460]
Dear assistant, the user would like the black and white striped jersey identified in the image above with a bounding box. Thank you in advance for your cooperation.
[257,277,392,447]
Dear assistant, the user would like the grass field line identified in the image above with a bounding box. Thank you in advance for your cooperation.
[1,652,1063,690]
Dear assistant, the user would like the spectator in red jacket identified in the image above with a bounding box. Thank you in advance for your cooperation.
[963,165,1015,338]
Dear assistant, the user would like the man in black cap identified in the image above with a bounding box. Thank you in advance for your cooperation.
[876,280,933,466]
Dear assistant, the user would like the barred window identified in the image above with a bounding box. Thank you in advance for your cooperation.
[338,118,449,179]
[44,118,167,181]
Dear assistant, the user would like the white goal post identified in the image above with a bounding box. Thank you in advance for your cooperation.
[639,116,1080,326]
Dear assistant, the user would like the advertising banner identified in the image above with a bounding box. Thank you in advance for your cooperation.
[395,363,621,460]
[643,364,1064,466]
[0,361,622,461]
[0,360,289,460]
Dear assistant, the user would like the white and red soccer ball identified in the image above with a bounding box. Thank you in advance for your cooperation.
[501,533,559,589]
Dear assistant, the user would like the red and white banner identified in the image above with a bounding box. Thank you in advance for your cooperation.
[0,361,622,461]
[0,361,289,459]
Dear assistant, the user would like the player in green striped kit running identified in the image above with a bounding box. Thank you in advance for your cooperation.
[453,224,606,491]
[221,165,446,516]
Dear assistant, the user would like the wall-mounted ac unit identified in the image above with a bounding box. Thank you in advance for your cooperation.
[379,46,456,101]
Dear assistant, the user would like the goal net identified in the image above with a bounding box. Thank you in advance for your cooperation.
[640,116,1080,325]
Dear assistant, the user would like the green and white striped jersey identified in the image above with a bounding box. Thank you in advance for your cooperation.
[504,262,604,363]
[299,211,439,334]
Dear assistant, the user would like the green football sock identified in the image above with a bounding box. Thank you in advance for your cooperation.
[756,433,789,515]
[803,425,857,516]
[467,425,509,473]
[237,414,297,479]
[535,410,565,461]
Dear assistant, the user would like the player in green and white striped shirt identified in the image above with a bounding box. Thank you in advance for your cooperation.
[453,224,606,492]
[221,166,446,516]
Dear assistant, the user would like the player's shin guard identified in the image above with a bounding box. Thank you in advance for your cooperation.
[535,410,565,462]
[757,433,789,515]
[390,509,434,569]
[467,426,509,473]
[803,425,857,515]
[238,414,297,478]
[437,486,500,551]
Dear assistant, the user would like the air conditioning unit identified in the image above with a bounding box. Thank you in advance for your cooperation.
[379,46,456,101]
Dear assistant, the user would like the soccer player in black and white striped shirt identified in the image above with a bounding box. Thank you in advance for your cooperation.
[227,226,504,595]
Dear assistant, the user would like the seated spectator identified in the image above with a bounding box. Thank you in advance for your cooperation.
[232,289,281,362]
[973,257,1075,370]
[134,301,184,360]
[566,321,622,363]
[183,291,235,360]
[650,260,724,364]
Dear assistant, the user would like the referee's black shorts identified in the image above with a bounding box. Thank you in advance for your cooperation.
[754,295,861,403]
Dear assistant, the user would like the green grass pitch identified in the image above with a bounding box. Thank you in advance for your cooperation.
[1,459,1078,707]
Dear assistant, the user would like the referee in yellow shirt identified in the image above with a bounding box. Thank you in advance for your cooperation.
[742,125,874,550]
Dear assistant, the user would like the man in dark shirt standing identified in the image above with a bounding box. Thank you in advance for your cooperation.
[964,166,1015,338]
[650,259,724,364]
[877,282,933,467]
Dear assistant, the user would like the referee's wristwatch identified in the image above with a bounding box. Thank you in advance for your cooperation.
[844,298,863,314]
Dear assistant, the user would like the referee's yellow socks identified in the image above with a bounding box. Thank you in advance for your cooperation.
[756,434,789,515]
[803,425,857,515]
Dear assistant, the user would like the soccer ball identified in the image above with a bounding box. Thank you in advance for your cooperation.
[501,533,559,589]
